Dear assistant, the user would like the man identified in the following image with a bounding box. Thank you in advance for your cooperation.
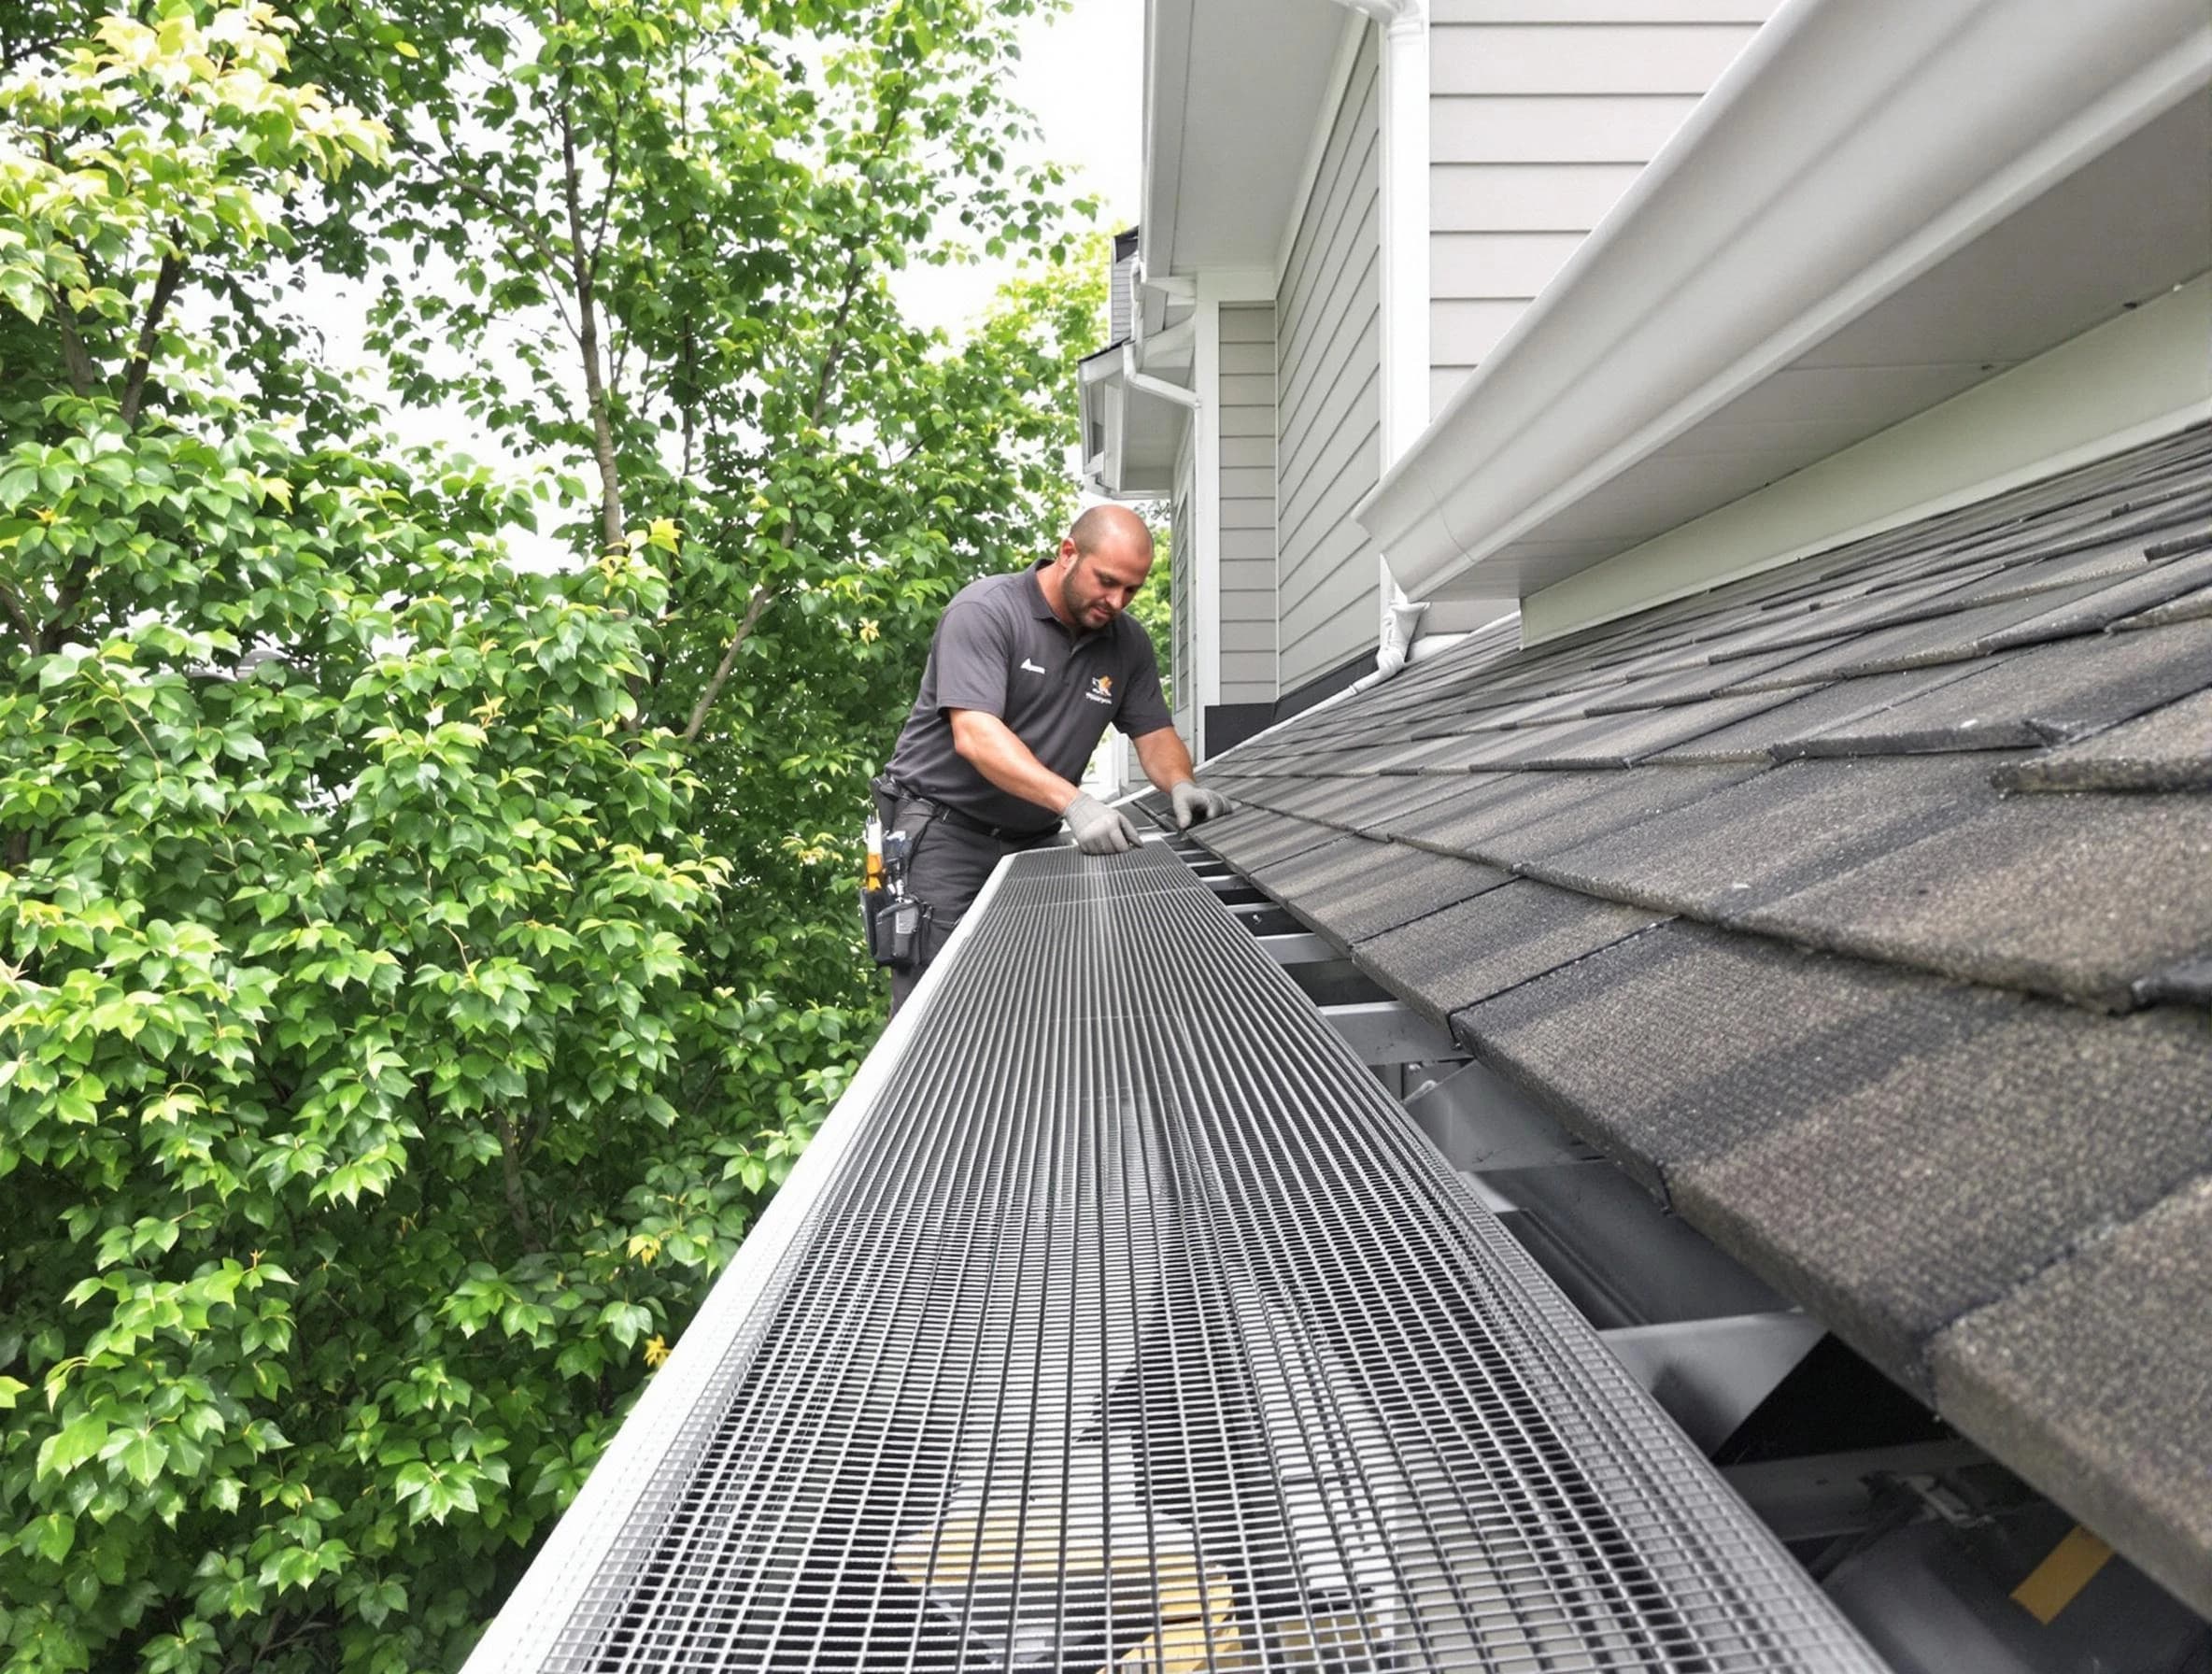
[872,504,1232,1008]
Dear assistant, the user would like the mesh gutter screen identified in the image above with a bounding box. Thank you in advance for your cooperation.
[468,844,1885,1673]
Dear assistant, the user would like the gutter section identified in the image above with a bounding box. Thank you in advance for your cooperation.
[1355,0,2212,603]
[465,844,1886,1671]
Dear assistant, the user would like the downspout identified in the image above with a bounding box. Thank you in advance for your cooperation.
[1325,0,1430,689]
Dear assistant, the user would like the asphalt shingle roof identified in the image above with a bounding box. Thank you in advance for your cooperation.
[1163,421,2212,1615]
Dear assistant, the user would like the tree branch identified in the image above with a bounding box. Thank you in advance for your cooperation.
[679,582,773,743]
[0,577,35,648]
[496,1115,542,1253]
[48,283,95,399]
[560,92,625,559]
[119,248,186,427]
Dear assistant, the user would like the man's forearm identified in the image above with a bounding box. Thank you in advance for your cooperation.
[1132,726,1197,792]
[949,710,1080,815]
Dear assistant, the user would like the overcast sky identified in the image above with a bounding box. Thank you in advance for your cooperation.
[313,4,1143,560]
[892,0,1143,335]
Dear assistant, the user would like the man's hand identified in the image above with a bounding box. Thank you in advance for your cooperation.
[1063,791,1141,856]
[1169,780,1234,830]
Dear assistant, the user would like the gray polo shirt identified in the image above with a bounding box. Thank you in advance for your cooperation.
[883,560,1174,834]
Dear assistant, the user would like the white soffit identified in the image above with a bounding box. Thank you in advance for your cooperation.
[1356,0,2212,605]
[1142,0,1347,278]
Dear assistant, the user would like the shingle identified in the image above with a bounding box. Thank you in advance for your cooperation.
[1455,925,1987,1200]
[1242,831,1385,901]
[1649,664,1986,764]
[1382,767,1735,863]
[2137,953,2212,1007]
[1737,792,2212,1009]
[1951,536,2151,602]
[1733,577,2124,687]
[1340,773,1507,836]
[1484,691,1800,767]
[1524,756,2009,918]
[1351,881,1666,1026]
[1672,1004,2212,1396]
[1297,846,1514,944]
[1255,773,1456,831]
[1459,765,1764,874]
[1931,1173,2212,1618]
[1409,684,1601,734]
[1993,688,2212,792]
[1579,645,1834,712]
[1976,548,2212,647]
[1196,813,1342,872]
[1698,569,1991,662]
[2112,582,2212,631]
[1795,617,2212,753]
[1406,722,1602,772]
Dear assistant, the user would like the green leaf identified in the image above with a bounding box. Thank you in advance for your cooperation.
[37,1412,108,1480]
[118,1426,170,1486]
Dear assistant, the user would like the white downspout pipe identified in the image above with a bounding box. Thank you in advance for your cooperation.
[1326,0,1430,687]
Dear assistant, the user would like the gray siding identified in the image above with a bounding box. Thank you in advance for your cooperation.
[1276,26,1382,691]
[1169,431,1197,744]
[1218,304,1278,702]
[1428,1,1772,413]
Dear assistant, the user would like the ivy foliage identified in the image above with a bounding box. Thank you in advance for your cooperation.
[0,1,1103,1669]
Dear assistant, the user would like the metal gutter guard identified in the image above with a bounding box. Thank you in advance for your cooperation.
[466,844,1885,1673]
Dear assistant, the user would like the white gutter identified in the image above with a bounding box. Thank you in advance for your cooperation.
[1355,0,2212,602]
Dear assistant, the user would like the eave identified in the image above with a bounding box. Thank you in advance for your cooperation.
[1357,0,2212,618]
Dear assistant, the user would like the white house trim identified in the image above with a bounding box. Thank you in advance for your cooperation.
[1323,0,1430,470]
[1355,0,2212,605]
[1523,274,2212,642]
[1194,299,1225,749]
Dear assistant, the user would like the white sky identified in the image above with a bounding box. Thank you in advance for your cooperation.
[892,0,1143,336]
[309,2,1142,561]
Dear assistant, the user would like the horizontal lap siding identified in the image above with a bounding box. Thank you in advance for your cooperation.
[1277,27,1382,691]
[1428,8,1769,413]
[1218,303,1278,702]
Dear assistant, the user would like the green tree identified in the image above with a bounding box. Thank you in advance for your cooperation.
[0,2,1101,1670]
[333,0,1105,1005]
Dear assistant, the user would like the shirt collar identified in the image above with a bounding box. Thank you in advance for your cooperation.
[1025,559,1060,622]
[1026,558,1102,643]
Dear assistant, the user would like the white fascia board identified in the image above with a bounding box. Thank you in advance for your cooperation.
[1141,0,1195,280]
[1523,274,2212,642]
[1196,268,1278,305]
[1356,0,2212,602]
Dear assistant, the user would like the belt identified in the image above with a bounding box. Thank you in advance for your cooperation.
[880,779,1057,846]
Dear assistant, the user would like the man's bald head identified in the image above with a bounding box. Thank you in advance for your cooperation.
[1046,504,1156,632]
[1068,504,1156,561]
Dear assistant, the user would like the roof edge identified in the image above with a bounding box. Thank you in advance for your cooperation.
[1356,0,2212,603]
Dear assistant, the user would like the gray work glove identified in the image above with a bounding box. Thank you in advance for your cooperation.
[1063,791,1141,856]
[1170,780,1235,830]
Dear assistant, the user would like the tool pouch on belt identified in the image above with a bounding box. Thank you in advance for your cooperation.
[861,888,933,968]
[861,775,935,969]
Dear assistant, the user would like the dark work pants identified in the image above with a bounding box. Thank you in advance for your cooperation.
[873,788,1054,1014]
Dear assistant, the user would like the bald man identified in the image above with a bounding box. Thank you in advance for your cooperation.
[872,506,1232,1008]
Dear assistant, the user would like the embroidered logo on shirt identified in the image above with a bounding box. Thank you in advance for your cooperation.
[1085,674,1114,706]
[1019,658,1047,674]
